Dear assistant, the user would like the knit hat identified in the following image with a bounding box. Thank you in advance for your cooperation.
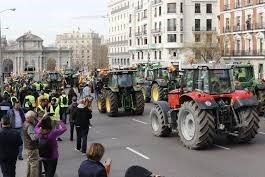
[124,166,153,177]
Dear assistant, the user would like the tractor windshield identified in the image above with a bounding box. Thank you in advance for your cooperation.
[153,68,169,80]
[233,66,254,82]
[208,69,234,94]
[117,73,135,87]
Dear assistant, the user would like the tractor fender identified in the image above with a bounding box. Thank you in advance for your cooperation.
[180,93,218,110]
[152,101,171,125]
[233,96,258,109]
[154,79,168,87]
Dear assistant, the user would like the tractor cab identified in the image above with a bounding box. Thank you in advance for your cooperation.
[181,64,234,95]
[108,70,138,89]
[231,64,255,89]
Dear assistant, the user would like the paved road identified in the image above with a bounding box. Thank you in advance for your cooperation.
[17,102,265,177]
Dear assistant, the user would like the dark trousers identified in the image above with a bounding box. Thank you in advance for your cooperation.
[76,127,89,153]
[42,159,57,177]
[0,159,16,177]
[60,107,68,124]
[70,122,75,141]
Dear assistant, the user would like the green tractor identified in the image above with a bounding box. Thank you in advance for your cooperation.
[97,70,145,117]
[232,64,265,115]
[137,62,180,102]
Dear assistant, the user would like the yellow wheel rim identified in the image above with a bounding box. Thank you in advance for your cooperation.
[97,99,102,110]
[152,86,159,101]
[106,96,111,113]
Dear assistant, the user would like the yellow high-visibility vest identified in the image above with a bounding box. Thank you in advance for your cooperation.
[25,95,36,107]
[49,105,60,121]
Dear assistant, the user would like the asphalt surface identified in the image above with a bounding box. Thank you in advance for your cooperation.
[16,102,265,177]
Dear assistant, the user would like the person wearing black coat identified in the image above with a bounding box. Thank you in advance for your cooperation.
[72,101,92,153]
[68,87,77,105]
[0,116,23,177]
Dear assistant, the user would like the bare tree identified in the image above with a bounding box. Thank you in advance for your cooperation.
[189,32,223,63]
[46,58,56,71]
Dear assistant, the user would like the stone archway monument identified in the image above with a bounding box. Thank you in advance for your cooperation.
[46,58,56,71]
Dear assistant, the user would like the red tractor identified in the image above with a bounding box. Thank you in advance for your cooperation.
[150,64,260,149]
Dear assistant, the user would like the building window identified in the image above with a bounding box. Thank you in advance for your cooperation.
[127,58,130,65]
[180,18,183,31]
[137,38,140,45]
[167,3,176,13]
[180,3,183,13]
[138,52,140,59]
[206,4,212,13]
[159,6,162,16]
[168,34,177,42]
[144,38,148,45]
[195,3,201,13]
[129,40,132,46]
[159,51,162,59]
[180,34,183,43]
[195,34,200,42]
[154,36,157,43]
[236,40,240,53]
[154,51,157,59]
[195,19,201,31]
[132,54,134,60]
[206,19,212,31]
[141,52,144,59]
[129,14,132,23]
[158,36,162,43]
[138,13,140,21]
[167,19,177,31]
[259,39,263,54]
[143,9,147,18]
[159,22,162,30]
[154,7,157,17]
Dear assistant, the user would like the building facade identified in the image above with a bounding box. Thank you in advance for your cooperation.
[219,0,265,78]
[108,0,131,68]
[2,32,72,76]
[107,0,218,68]
[56,30,101,71]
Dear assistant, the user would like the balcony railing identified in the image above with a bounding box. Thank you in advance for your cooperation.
[192,27,216,32]
[153,0,162,5]
[224,4,230,11]
[234,2,242,9]
[223,50,265,57]
[257,0,265,4]
[151,28,162,33]
[245,1,253,7]
[142,30,147,35]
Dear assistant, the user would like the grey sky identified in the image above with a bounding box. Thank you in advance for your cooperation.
[1,0,107,45]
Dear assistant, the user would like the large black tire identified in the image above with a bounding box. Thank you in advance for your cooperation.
[229,107,260,143]
[178,101,215,149]
[150,102,171,137]
[134,91,145,115]
[151,83,165,102]
[105,90,118,117]
[97,95,106,113]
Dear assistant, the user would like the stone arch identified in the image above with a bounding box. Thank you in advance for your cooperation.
[3,59,13,74]
[46,58,56,71]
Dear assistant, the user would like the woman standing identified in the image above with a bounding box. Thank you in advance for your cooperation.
[78,143,111,177]
[35,116,67,177]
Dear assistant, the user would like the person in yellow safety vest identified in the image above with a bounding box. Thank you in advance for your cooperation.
[37,90,49,107]
[59,91,69,124]
[33,81,41,92]
[48,97,62,141]
[24,91,36,109]
[37,99,48,119]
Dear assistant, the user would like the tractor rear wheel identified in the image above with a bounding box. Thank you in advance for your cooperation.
[151,83,164,102]
[150,104,171,137]
[178,101,215,149]
[229,107,260,143]
[97,95,106,113]
[134,91,145,115]
[105,90,118,117]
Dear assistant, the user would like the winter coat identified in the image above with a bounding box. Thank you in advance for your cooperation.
[78,159,107,177]
[72,104,92,129]
[66,102,78,123]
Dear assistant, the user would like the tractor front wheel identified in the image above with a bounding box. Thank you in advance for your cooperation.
[134,91,145,115]
[178,101,215,149]
[151,83,164,102]
[97,95,106,113]
[105,90,118,117]
[150,104,171,137]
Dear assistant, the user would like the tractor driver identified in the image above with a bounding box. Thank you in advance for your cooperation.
[236,68,246,82]
[210,71,221,93]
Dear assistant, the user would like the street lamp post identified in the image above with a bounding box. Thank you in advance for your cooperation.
[0,8,15,88]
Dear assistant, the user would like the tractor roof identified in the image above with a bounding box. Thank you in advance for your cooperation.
[109,70,137,74]
[182,64,232,70]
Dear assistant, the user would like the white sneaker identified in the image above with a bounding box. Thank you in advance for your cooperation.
[74,148,80,151]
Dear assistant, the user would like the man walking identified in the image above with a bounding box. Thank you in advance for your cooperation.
[0,116,23,177]
[59,91,69,124]
[7,100,25,160]
[23,111,39,177]
[66,96,78,141]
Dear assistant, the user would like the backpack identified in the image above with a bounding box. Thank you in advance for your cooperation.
[62,96,68,105]
[38,134,51,158]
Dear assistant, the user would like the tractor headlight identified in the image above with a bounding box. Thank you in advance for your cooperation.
[205,101,212,106]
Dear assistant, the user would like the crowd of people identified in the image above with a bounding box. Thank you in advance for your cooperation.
[0,78,163,177]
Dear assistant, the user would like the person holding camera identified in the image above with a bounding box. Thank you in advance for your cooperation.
[78,143,111,177]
